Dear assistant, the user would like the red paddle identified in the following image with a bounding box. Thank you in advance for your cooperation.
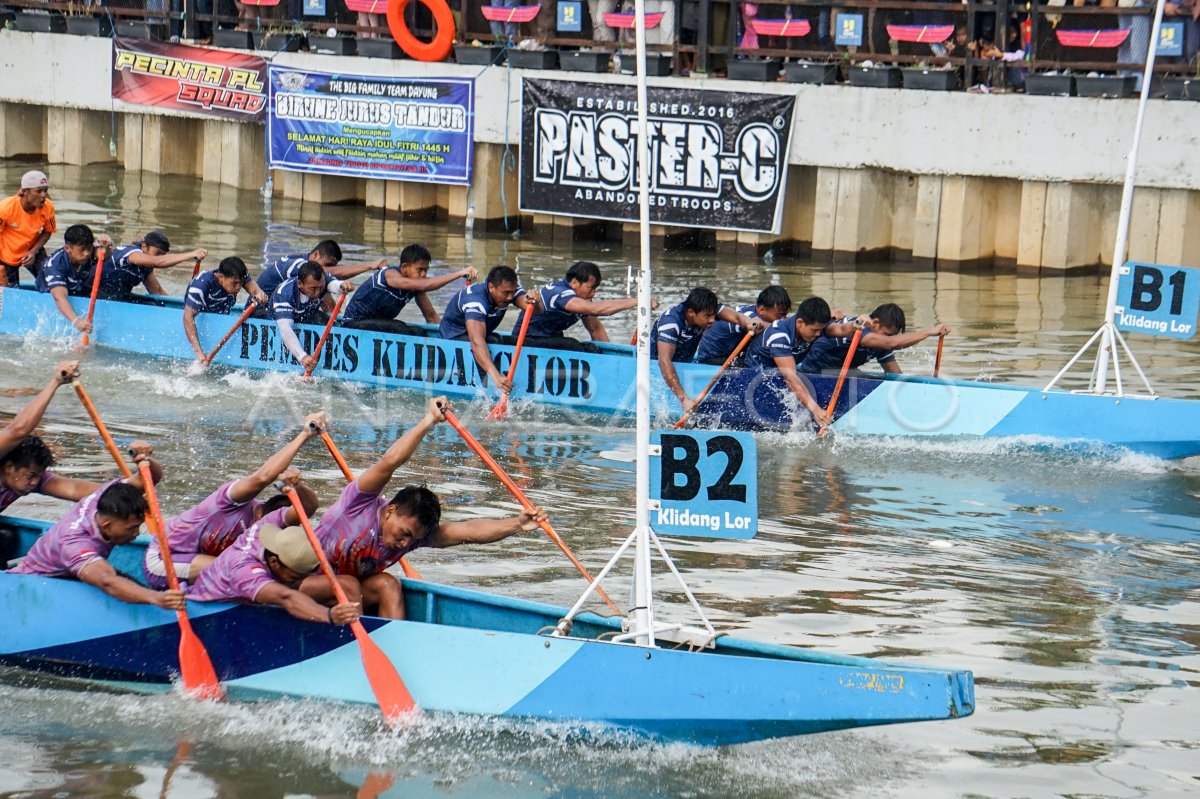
[487,302,533,420]
[80,246,106,349]
[204,301,259,364]
[818,328,862,438]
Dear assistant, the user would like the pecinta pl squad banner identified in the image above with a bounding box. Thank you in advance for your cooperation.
[112,38,266,121]
[267,67,474,185]
[520,78,795,234]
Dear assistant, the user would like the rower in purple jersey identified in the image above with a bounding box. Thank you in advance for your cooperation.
[695,286,791,365]
[187,509,361,627]
[142,412,325,589]
[508,261,640,353]
[342,243,476,336]
[8,443,186,612]
[307,397,546,619]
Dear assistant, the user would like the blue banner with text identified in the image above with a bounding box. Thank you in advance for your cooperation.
[267,67,474,185]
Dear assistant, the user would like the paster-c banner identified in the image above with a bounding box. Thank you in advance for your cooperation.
[520,79,795,234]
[267,67,474,185]
[111,38,266,121]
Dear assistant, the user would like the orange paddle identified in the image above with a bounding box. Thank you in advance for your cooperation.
[818,328,862,438]
[80,246,106,349]
[934,334,945,378]
[672,329,754,429]
[303,291,347,378]
[204,301,259,364]
[487,301,534,420]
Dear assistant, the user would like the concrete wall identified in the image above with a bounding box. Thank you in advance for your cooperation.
[3,29,1199,270]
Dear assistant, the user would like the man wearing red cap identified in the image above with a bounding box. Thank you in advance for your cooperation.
[0,170,56,288]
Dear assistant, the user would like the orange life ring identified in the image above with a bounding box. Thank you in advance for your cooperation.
[387,0,456,63]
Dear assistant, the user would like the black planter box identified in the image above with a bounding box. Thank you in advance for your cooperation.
[617,52,673,76]
[308,34,357,55]
[508,49,559,70]
[116,20,167,40]
[356,37,404,59]
[783,62,839,84]
[561,51,611,73]
[0,10,14,27]
[213,28,254,49]
[14,12,67,34]
[455,44,505,65]
[727,58,781,82]
[902,68,958,91]
[1163,77,1200,101]
[1026,73,1075,97]
[1075,75,1135,98]
[65,16,112,37]
[848,65,901,88]
[254,32,305,52]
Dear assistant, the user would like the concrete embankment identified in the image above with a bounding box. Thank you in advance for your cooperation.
[2,29,1198,270]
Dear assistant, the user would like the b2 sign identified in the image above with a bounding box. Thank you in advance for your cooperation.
[1115,262,1200,339]
[650,431,757,539]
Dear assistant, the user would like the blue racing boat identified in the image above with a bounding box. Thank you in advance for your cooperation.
[1,286,1198,457]
[0,516,974,745]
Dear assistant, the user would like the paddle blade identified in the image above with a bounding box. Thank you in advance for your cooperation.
[487,395,508,420]
[351,621,416,722]
[176,612,225,701]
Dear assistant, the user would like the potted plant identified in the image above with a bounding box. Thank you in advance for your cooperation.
[1025,71,1075,97]
[561,49,611,73]
[116,16,168,40]
[1075,72,1135,98]
[14,10,67,33]
[357,36,405,59]
[848,62,901,88]
[508,46,559,70]
[901,64,958,91]
[727,58,781,82]
[617,49,672,76]
[308,28,357,55]
[783,60,839,84]
[214,28,254,49]
[455,41,506,66]
[255,25,306,52]
[64,2,111,37]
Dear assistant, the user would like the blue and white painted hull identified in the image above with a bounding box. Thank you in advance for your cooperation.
[0,518,973,745]
[2,286,1198,457]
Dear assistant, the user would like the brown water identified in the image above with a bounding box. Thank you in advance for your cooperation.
[1,161,1198,798]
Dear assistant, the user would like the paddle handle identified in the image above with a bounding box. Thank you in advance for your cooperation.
[442,409,622,615]
[673,329,755,429]
[191,257,203,280]
[934,334,945,378]
[80,246,106,348]
[818,328,862,438]
[73,382,132,478]
[205,301,258,363]
[140,461,181,592]
[304,291,347,377]
[487,298,535,419]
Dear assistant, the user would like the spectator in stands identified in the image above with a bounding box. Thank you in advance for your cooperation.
[489,0,520,42]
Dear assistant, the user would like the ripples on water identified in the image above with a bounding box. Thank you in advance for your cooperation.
[1,163,1198,797]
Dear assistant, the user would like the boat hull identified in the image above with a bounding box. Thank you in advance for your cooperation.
[2,286,1197,457]
[0,517,973,745]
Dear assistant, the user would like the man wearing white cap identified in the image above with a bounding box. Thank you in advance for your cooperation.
[0,170,56,287]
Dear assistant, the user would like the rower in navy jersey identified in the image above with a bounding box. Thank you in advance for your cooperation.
[509,261,640,353]
[342,243,477,336]
[270,261,354,372]
[695,286,791,365]
[438,265,537,395]
[181,256,269,363]
[255,239,379,299]
[34,223,113,334]
[98,231,208,302]
[800,303,950,376]
[650,287,759,415]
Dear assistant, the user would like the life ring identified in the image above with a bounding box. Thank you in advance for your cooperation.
[387,0,456,63]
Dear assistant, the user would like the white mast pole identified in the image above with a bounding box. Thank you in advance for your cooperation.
[1094,0,1168,394]
[630,0,656,647]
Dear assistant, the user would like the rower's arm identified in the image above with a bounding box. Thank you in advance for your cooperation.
[384,268,472,294]
[415,292,440,324]
[41,475,103,503]
[427,507,545,548]
[774,355,830,425]
[465,319,506,388]
[0,363,76,456]
[126,248,208,269]
[357,408,440,495]
[276,318,309,364]
[228,418,323,503]
[24,231,51,264]
[79,560,184,608]
[143,271,165,297]
[860,325,950,353]
[49,286,86,331]
[656,341,690,406]
[561,296,638,318]
[255,582,356,624]
[280,480,319,526]
[581,314,610,342]
[327,263,377,281]
[182,306,205,360]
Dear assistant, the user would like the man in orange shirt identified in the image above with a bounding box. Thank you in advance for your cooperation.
[0,170,56,288]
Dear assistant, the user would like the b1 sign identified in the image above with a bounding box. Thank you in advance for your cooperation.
[650,431,757,539]
[1114,262,1200,339]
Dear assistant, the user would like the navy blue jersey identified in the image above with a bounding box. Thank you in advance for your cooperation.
[35,248,94,296]
[343,267,417,323]
[185,270,238,314]
[256,254,307,297]
[745,314,814,369]
[650,301,726,362]
[696,303,757,362]
[511,279,581,337]
[270,276,327,325]
[800,317,896,373]
[438,282,525,339]
[97,245,152,298]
